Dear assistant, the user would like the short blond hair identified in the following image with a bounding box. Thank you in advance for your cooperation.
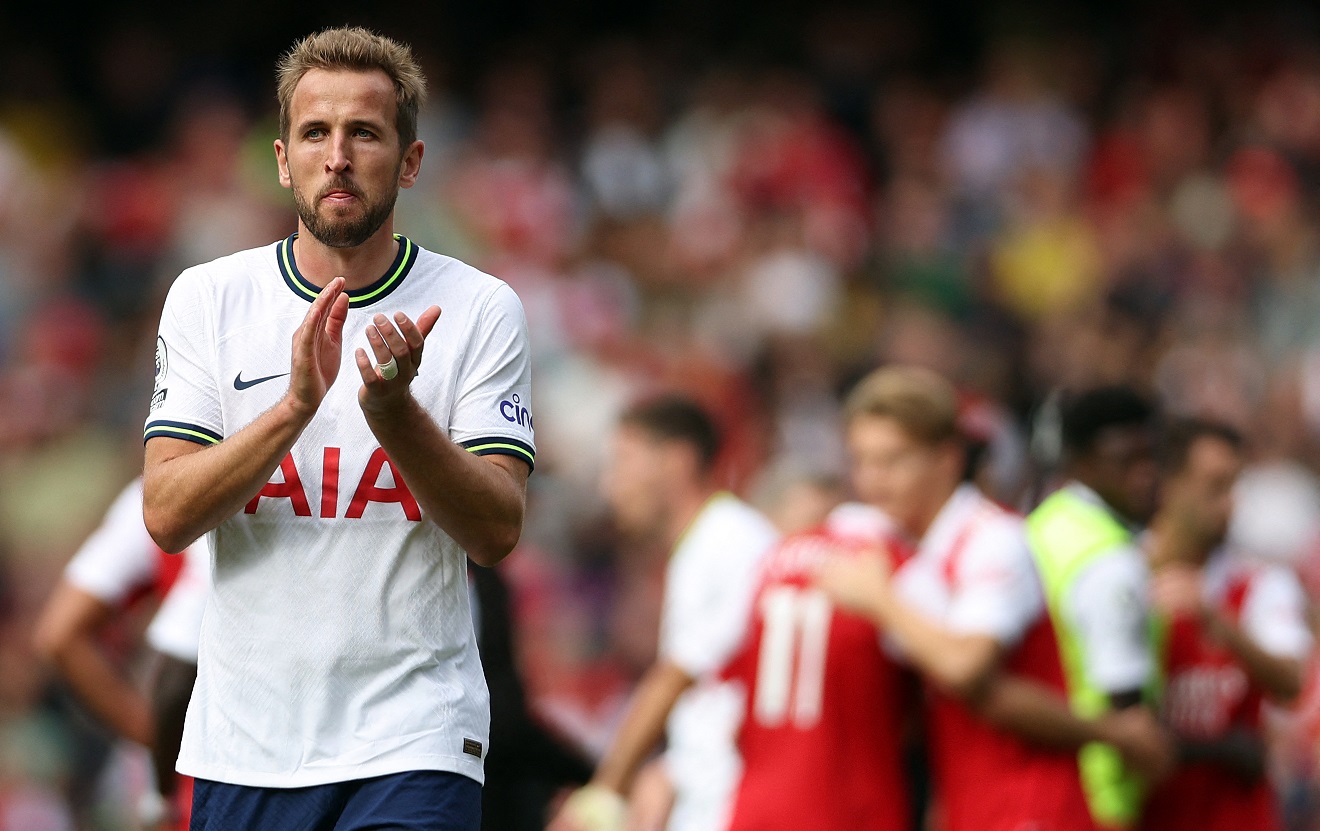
[844,366,959,445]
[277,27,427,149]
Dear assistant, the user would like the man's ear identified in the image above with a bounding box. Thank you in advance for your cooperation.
[275,139,292,189]
[398,140,425,189]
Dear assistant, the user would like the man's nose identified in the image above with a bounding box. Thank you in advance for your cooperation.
[326,133,351,173]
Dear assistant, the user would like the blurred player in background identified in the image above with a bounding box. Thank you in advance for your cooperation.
[721,500,911,831]
[816,367,1170,831]
[142,27,534,831]
[1141,418,1311,831]
[1025,386,1168,830]
[32,477,209,830]
[553,395,779,831]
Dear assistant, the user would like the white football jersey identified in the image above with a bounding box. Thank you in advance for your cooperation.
[892,484,1043,648]
[146,234,535,788]
[65,478,209,665]
[64,479,158,604]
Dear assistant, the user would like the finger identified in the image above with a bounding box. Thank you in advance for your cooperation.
[324,289,349,343]
[394,308,439,373]
[309,277,345,328]
[354,347,380,386]
[298,278,344,350]
[393,311,426,354]
[372,313,410,358]
[364,324,396,367]
[416,305,442,338]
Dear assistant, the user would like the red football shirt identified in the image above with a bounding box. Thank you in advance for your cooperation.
[1140,569,1280,831]
[722,528,910,831]
[893,489,1093,831]
[926,615,1094,831]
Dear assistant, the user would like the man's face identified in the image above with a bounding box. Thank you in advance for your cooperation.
[1083,425,1159,524]
[602,425,681,540]
[275,68,422,248]
[846,415,959,538]
[1161,436,1243,555]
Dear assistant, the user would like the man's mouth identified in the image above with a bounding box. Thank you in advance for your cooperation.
[322,189,359,204]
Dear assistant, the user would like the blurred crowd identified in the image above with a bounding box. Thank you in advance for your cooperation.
[10,3,1320,829]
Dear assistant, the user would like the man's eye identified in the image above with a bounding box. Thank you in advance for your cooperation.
[355,129,374,139]
[306,128,324,139]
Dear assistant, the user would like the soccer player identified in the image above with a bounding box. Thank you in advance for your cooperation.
[722,505,912,831]
[553,396,779,831]
[1025,386,1170,829]
[32,477,210,830]
[141,27,534,831]
[1141,419,1311,831]
[814,367,1172,831]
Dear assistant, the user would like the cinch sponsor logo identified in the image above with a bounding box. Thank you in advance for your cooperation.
[499,394,533,430]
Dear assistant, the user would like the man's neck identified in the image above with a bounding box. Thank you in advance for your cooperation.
[665,486,720,554]
[904,480,961,543]
[292,221,399,291]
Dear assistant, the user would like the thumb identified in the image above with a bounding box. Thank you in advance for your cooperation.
[417,305,442,338]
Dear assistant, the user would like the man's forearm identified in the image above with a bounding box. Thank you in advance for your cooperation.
[364,395,526,566]
[864,594,999,698]
[53,638,155,746]
[143,398,311,552]
[592,661,693,795]
[1207,611,1302,701]
[975,673,1103,749]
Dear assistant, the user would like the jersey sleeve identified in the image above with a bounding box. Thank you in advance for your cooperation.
[1065,545,1153,694]
[144,268,223,446]
[447,282,535,471]
[660,509,778,678]
[946,517,1044,647]
[64,479,157,604]
[1241,566,1314,661]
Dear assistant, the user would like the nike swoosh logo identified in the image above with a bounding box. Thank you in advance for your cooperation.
[233,371,290,391]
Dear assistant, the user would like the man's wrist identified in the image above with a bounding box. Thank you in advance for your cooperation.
[360,389,420,426]
[278,391,319,425]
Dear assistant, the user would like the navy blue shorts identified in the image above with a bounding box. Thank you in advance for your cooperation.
[190,770,481,831]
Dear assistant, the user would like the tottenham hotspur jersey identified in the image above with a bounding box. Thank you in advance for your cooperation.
[145,234,534,788]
